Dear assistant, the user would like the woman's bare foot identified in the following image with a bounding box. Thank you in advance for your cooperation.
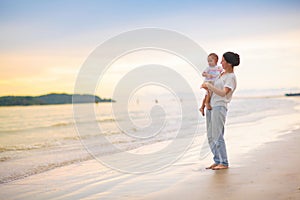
[212,164,228,170]
[199,107,205,116]
[205,163,218,169]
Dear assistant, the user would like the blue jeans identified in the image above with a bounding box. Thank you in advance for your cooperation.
[206,106,229,166]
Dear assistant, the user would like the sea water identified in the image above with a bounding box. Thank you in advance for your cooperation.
[0,90,299,183]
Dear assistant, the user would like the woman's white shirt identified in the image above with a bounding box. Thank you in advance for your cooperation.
[210,73,237,108]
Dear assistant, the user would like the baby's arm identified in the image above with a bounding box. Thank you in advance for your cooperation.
[202,72,213,79]
[202,67,209,78]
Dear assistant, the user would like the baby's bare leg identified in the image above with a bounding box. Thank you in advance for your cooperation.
[205,90,212,110]
[199,95,207,116]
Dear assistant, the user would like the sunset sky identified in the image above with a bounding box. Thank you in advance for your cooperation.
[1,0,300,98]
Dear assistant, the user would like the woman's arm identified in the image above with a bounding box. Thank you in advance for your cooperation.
[201,82,231,97]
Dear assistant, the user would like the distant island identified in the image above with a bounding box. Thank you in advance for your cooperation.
[0,93,115,106]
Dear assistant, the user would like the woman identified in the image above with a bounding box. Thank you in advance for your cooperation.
[202,51,240,170]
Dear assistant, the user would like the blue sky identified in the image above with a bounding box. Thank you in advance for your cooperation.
[0,0,300,96]
[1,0,299,51]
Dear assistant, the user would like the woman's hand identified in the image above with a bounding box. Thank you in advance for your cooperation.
[202,72,214,79]
[207,74,214,79]
[201,82,210,90]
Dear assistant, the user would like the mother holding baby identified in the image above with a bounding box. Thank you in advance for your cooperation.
[202,51,240,170]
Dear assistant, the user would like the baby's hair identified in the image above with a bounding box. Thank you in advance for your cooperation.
[208,53,218,62]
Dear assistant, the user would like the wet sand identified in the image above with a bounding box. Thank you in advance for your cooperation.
[144,129,300,200]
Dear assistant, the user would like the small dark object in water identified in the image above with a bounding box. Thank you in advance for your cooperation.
[285,93,300,97]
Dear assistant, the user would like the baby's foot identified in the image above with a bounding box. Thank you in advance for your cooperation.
[206,104,212,110]
[199,107,205,116]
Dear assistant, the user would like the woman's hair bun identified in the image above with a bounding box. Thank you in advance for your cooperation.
[223,52,240,67]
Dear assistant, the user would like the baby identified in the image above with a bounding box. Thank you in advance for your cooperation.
[199,53,223,116]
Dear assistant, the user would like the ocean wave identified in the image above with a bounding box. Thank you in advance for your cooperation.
[96,118,116,123]
[0,156,12,162]
[0,118,117,133]
[0,143,55,153]
[51,122,72,127]
[0,131,124,153]
[53,118,116,127]
[0,134,182,184]
[0,155,93,184]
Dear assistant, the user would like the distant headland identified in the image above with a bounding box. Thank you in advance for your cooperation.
[285,93,300,97]
[0,93,115,106]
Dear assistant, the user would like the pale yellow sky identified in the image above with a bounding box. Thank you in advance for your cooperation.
[1,29,299,97]
[1,1,300,97]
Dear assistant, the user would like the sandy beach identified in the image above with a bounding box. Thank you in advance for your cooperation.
[0,98,300,200]
[145,128,300,200]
